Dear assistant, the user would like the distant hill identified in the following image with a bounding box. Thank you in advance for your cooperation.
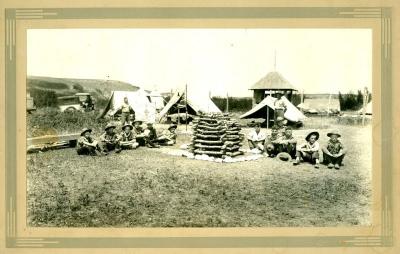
[27,76,140,99]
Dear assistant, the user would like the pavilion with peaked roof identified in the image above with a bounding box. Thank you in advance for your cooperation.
[250,71,299,106]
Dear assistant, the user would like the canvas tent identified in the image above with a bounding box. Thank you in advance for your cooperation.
[158,90,221,122]
[358,101,372,115]
[239,96,306,122]
[149,91,165,111]
[297,95,341,114]
[97,90,156,123]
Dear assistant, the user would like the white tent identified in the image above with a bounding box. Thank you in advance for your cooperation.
[149,91,165,111]
[358,101,372,115]
[239,96,306,122]
[97,90,157,123]
[158,90,221,122]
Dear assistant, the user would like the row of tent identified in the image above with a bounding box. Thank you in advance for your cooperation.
[97,90,371,123]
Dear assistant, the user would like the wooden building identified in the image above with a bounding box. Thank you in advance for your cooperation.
[250,71,298,106]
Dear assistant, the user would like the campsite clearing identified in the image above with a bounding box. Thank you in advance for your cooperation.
[27,122,371,227]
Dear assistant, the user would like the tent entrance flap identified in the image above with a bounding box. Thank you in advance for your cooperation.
[239,96,306,122]
[97,90,156,123]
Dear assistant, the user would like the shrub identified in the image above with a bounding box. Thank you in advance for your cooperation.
[339,90,372,111]
[30,88,58,108]
[27,108,108,137]
[73,83,85,92]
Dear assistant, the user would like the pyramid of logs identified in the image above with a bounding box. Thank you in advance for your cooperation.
[190,114,245,158]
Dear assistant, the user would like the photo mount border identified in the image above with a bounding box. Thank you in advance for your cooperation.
[4,6,392,248]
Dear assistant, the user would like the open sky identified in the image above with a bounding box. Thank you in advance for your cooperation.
[28,28,372,97]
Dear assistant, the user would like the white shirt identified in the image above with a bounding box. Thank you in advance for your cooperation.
[247,130,266,142]
[298,141,320,152]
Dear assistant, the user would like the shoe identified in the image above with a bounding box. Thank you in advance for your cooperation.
[314,164,319,169]
[328,163,334,169]
[293,160,299,166]
[115,149,122,153]
[334,164,340,169]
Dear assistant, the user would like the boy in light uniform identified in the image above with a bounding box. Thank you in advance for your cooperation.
[247,123,266,152]
[118,96,135,125]
[156,124,178,146]
[119,123,139,150]
[293,131,320,168]
[322,131,346,169]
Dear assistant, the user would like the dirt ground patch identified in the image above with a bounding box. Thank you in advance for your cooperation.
[27,122,372,227]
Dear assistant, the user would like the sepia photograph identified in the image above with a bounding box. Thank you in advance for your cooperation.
[26,28,372,228]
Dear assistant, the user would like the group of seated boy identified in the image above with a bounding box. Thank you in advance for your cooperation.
[76,120,177,156]
[247,122,346,169]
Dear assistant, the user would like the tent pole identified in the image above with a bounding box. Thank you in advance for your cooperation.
[185,84,188,131]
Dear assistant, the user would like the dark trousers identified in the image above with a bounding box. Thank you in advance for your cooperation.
[296,151,319,164]
[77,146,97,156]
[280,143,297,158]
[100,142,121,152]
[323,152,345,165]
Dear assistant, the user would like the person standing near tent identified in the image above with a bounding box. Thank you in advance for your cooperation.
[118,96,135,125]
[99,123,122,154]
[119,123,139,150]
[247,123,266,152]
[321,131,346,169]
[274,92,287,122]
[293,131,320,168]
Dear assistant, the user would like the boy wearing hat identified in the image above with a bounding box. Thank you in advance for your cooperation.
[99,123,122,153]
[293,131,320,168]
[132,120,146,146]
[143,122,160,148]
[322,131,347,169]
[278,127,297,158]
[119,123,139,150]
[264,125,282,157]
[156,124,178,146]
[76,128,103,156]
[247,123,266,152]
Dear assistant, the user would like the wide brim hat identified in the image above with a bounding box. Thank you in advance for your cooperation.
[134,119,143,123]
[80,128,92,136]
[104,123,117,131]
[305,131,320,141]
[327,131,341,138]
[168,124,178,130]
[276,152,292,162]
[122,123,133,130]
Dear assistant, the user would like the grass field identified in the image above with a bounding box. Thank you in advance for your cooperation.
[27,120,372,227]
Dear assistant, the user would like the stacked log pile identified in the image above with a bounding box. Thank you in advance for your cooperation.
[190,114,244,157]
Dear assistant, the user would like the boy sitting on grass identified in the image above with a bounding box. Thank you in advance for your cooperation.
[264,125,282,157]
[293,131,320,168]
[76,128,104,156]
[155,124,178,146]
[247,123,266,153]
[322,131,346,169]
[278,127,297,159]
[99,123,122,154]
[119,123,139,150]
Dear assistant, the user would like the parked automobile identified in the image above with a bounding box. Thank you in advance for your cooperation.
[57,93,95,112]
